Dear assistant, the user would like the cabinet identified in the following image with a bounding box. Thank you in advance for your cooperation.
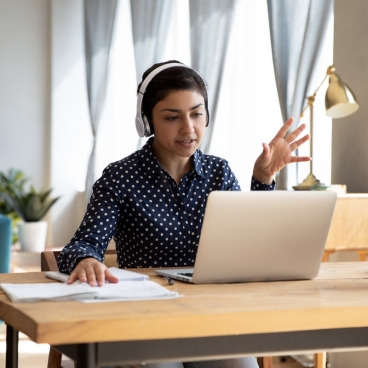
[323,194,368,261]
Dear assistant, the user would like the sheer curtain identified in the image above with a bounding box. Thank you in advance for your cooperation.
[267,0,334,189]
[95,0,138,177]
[95,0,332,193]
[130,0,175,149]
[210,0,283,189]
[100,0,283,191]
[84,0,117,202]
[96,0,191,183]
[189,0,236,154]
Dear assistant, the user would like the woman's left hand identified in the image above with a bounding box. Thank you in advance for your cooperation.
[253,117,311,184]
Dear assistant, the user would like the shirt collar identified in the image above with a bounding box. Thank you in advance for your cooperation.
[192,149,205,178]
[138,137,206,180]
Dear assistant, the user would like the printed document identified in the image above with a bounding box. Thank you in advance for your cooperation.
[0,280,179,303]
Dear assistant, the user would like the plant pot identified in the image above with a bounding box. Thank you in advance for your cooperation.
[0,215,12,273]
[18,221,48,252]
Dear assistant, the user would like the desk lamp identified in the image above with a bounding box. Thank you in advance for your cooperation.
[293,65,359,190]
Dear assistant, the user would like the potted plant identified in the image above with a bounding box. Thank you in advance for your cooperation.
[0,169,28,244]
[1,177,60,252]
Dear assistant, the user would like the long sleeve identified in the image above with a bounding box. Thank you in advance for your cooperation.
[250,176,275,191]
[57,164,122,273]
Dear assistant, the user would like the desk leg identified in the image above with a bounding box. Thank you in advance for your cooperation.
[5,324,18,368]
[75,343,96,368]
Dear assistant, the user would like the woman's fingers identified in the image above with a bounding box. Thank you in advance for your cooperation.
[67,258,107,286]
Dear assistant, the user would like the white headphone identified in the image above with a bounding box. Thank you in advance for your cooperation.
[135,63,208,137]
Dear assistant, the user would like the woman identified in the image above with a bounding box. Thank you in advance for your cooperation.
[57,60,310,368]
[58,59,310,284]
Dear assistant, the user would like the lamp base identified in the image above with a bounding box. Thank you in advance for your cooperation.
[293,173,326,191]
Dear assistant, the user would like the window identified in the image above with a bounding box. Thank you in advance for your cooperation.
[101,0,333,189]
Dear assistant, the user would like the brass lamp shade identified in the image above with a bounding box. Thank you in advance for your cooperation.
[325,69,359,118]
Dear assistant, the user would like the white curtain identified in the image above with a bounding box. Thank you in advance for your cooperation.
[84,0,117,203]
[267,0,334,189]
[209,0,283,190]
[189,0,236,154]
[130,0,175,149]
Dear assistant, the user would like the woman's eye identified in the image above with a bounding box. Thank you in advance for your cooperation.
[166,116,178,121]
[193,113,203,118]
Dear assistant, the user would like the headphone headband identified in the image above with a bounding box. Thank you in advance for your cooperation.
[138,63,190,95]
[135,63,208,137]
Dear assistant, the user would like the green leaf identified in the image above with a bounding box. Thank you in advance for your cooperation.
[0,169,60,222]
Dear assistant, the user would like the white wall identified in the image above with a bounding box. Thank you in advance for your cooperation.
[0,0,51,189]
[332,0,368,193]
[0,0,91,248]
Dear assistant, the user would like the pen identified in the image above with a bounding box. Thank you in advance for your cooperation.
[163,276,175,285]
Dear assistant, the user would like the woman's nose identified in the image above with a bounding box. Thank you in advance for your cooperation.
[181,116,195,133]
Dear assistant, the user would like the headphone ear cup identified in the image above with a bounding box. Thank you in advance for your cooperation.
[135,114,145,137]
[142,114,152,137]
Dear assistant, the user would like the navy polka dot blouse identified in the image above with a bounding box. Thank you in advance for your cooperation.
[57,137,275,273]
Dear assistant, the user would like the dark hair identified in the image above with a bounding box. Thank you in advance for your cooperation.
[137,60,210,134]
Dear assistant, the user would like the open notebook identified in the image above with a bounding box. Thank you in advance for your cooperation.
[0,268,178,302]
[155,191,337,284]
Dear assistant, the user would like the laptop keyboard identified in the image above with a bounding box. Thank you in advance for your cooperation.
[178,272,193,277]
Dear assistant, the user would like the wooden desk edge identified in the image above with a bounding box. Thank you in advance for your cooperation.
[1,263,368,344]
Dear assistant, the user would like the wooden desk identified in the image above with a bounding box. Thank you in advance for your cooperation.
[2,263,368,368]
[324,194,368,261]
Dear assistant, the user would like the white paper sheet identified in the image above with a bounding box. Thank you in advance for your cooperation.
[0,283,96,302]
[0,280,179,303]
[81,281,180,302]
[45,268,149,283]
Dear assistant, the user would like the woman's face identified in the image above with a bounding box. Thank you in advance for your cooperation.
[151,90,207,160]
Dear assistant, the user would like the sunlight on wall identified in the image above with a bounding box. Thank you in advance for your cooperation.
[50,0,91,246]
[52,58,91,192]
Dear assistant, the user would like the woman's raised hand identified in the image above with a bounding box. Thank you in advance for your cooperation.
[253,118,311,184]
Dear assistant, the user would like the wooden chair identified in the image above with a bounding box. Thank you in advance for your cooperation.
[41,250,273,368]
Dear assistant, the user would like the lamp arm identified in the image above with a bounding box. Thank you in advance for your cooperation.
[300,65,335,118]
[299,66,334,176]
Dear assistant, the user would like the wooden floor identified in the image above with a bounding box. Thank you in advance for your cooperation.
[0,323,49,367]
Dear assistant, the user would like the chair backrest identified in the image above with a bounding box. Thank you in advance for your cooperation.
[41,249,118,272]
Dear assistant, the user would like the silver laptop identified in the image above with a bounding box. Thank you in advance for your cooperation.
[154,191,337,284]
